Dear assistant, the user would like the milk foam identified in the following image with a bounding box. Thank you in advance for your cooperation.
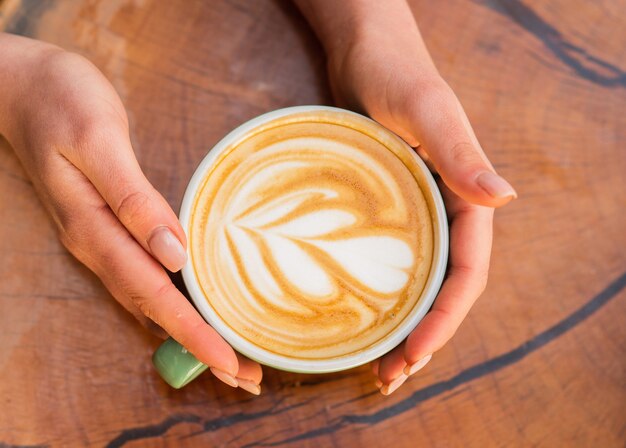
[190,114,434,359]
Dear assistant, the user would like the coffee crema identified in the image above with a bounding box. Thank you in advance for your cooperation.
[189,110,434,359]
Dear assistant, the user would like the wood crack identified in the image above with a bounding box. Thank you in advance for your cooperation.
[473,0,626,88]
[247,271,626,446]
[106,397,313,447]
[104,271,626,446]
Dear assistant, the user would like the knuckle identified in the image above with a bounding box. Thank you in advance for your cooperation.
[413,77,454,107]
[56,202,106,249]
[131,293,156,323]
[124,303,167,338]
[456,264,490,295]
[56,215,99,271]
[405,77,458,128]
[71,117,120,154]
[115,190,151,228]
[154,281,177,301]
[131,282,175,324]
[449,141,483,167]
[58,214,89,254]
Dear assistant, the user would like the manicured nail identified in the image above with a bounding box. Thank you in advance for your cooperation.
[380,373,408,396]
[375,379,383,388]
[476,172,517,200]
[210,367,238,388]
[148,226,187,272]
[404,353,433,376]
[238,379,261,395]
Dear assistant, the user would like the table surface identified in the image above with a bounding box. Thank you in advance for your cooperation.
[1,0,625,447]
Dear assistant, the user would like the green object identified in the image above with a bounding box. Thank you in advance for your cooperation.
[152,337,208,388]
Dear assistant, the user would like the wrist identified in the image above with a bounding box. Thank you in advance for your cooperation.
[0,33,62,139]
[295,0,424,62]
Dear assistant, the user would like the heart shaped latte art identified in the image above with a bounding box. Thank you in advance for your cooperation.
[190,117,433,359]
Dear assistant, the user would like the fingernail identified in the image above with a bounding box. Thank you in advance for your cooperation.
[148,226,187,272]
[476,172,517,200]
[238,379,261,395]
[404,353,433,376]
[375,379,383,388]
[210,367,238,388]
[380,373,408,396]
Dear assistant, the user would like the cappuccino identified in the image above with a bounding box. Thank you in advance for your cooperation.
[188,109,435,360]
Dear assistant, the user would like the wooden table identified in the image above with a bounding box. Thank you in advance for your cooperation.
[1,1,624,446]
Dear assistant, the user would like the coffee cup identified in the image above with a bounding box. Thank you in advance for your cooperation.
[153,106,448,388]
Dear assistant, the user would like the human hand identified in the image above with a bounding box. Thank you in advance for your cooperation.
[0,33,262,394]
[303,1,516,394]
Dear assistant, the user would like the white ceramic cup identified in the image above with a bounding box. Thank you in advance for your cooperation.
[153,106,448,388]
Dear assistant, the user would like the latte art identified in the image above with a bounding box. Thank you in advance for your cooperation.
[190,112,434,359]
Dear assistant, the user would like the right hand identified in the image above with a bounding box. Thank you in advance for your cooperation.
[315,4,516,393]
[0,33,262,393]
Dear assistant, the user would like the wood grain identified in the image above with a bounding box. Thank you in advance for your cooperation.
[1,0,625,446]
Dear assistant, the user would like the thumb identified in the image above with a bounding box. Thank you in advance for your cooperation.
[406,82,517,207]
[68,127,187,272]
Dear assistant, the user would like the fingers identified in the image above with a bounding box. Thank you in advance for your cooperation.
[207,346,262,395]
[96,222,239,377]
[233,353,263,395]
[375,343,410,395]
[403,186,494,367]
[375,343,430,395]
[234,353,263,383]
[377,344,407,385]
[48,155,239,378]
[372,183,493,395]
[405,80,517,208]
[100,237,238,377]
[65,120,187,273]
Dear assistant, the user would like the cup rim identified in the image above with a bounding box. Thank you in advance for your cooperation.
[179,105,449,373]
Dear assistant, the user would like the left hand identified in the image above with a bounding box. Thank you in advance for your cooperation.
[326,24,516,395]
[0,33,262,393]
